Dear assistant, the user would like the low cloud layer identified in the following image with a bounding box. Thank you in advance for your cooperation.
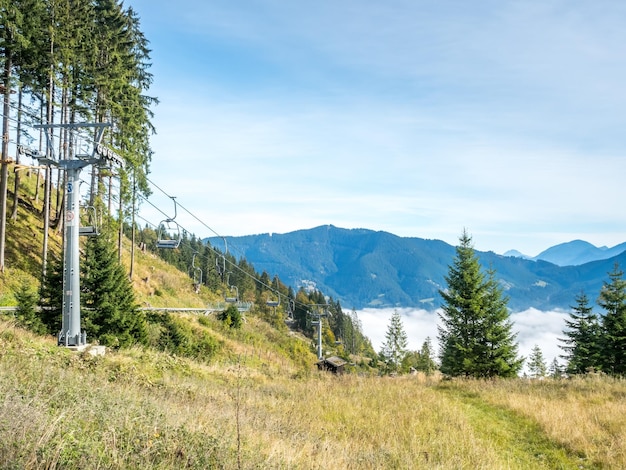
[356,307,570,374]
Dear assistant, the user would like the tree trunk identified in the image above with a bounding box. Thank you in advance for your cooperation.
[129,172,136,279]
[118,188,123,262]
[10,85,23,220]
[41,66,55,279]
[0,53,12,272]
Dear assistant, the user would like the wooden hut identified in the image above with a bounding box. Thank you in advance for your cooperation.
[316,356,347,375]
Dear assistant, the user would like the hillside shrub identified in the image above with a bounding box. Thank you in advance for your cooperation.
[147,312,221,361]
[217,304,243,329]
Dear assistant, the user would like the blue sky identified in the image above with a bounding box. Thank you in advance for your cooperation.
[129,0,626,256]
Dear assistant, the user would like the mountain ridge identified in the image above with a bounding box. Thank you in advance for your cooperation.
[208,225,626,311]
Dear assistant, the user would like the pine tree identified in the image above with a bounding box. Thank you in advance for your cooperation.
[527,344,547,378]
[549,358,565,379]
[597,263,626,374]
[415,337,438,375]
[15,278,46,334]
[478,268,523,377]
[38,254,64,335]
[217,304,243,329]
[81,231,146,348]
[560,291,601,374]
[438,230,522,378]
[379,310,408,374]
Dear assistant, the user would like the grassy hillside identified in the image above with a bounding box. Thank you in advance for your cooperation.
[0,168,220,309]
[1,319,625,468]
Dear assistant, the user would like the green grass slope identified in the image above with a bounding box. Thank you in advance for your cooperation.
[1,319,625,468]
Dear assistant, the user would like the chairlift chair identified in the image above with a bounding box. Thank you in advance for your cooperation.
[225,285,239,303]
[156,219,181,248]
[156,196,181,249]
[215,255,226,281]
[266,296,280,308]
[79,205,100,236]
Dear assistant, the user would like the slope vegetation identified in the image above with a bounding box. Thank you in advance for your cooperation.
[1,319,624,469]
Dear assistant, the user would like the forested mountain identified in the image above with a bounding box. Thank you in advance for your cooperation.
[208,225,626,311]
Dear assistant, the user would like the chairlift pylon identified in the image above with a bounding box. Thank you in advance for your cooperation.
[192,252,203,292]
[156,196,181,249]
[286,299,295,320]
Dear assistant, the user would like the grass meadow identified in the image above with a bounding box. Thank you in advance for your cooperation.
[1,317,625,469]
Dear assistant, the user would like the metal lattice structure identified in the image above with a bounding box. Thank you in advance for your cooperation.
[31,122,124,347]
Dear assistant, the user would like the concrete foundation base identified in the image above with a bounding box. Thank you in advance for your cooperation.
[64,344,107,356]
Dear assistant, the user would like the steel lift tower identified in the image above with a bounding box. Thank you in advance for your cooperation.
[34,122,124,348]
[309,304,330,360]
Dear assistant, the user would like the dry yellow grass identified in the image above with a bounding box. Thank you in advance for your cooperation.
[2,317,623,469]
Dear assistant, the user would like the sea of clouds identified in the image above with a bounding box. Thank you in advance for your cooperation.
[356,307,570,374]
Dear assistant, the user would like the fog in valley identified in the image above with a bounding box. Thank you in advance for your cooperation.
[357,307,571,374]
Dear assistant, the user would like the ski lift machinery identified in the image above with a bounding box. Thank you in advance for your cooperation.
[156,196,182,249]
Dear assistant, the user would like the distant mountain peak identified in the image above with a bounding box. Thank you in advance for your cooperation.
[535,240,626,266]
[503,249,532,259]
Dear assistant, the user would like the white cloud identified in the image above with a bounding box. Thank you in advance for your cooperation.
[357,307,569,374]
[130,0,626,256]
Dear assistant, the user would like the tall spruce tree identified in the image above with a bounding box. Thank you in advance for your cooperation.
[597,263,626,374]
[379,310,408,374]
[38,254,64,335]
[560,291,601,374]
[81,230,146,348]
[15,278,46,334]
[438,230,522,378]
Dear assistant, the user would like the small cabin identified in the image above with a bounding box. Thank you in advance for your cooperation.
[316,356,347,375]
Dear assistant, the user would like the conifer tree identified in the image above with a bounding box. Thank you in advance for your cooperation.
[38,254,64,335]
[217,304,243,329]
[81,230,146,348]
[478,267,523,377]
[15,278,46,334]
[560,291,601,374]
[549,358,565,379]
[527,344,547,378]
[597,263,626,374]
[438,230,522,378]
[416,337,438,375]
[379,310,408,374]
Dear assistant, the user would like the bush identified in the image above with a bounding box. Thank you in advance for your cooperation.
[217,304,243,329]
